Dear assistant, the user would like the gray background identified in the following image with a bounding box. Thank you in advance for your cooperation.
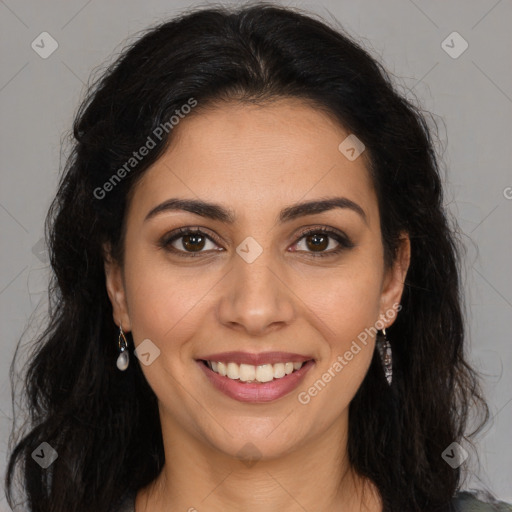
[1,0,511,508]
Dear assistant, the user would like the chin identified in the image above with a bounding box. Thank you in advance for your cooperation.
[194,414,315,463]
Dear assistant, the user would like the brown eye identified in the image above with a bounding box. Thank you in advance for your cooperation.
[181,232,207,252]
[304,233,329,252]
[159,228,222,257]
[293,227,355,257]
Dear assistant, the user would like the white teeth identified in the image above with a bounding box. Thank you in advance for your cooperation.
[205,360,306,382]
[217,362,227,376]
[256,364,274,383]
[226,362,239,379]
[273,363,285,379]
[239,364,256,382]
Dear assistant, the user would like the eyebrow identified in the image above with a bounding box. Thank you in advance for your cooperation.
[144,196,367,225]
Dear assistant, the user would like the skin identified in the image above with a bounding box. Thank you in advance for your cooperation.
[104,98,410,512]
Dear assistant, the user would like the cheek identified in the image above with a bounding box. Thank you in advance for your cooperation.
[125,266,207,351]
[294,275,382,414]
[122,254,212,411]
[302,262,384,344]
[296,257,383,398]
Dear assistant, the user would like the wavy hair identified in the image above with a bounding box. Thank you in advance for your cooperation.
[5,3,493,511]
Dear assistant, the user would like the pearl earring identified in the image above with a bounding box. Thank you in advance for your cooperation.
[116,325,129,371]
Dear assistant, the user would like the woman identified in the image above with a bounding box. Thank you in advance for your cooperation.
[4,3,511,512]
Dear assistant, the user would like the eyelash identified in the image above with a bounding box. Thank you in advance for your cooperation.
[158,226,354,259]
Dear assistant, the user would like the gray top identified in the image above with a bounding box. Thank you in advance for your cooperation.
[451,492,512,511]
[112,490,512,512]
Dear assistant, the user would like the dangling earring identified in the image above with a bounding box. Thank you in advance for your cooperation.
[376,328,392,385]
[116,325,129,371]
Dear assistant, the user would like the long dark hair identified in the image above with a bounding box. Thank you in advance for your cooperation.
[5,3,494,511]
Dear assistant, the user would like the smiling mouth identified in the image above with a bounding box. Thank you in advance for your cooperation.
[199,359,312,383]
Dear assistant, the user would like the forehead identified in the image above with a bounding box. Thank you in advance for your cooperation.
[127,98,376,223]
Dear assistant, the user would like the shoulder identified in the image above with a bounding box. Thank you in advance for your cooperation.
[451,491,512,512]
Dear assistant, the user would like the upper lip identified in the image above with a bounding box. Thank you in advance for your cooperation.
[197,351,314,366]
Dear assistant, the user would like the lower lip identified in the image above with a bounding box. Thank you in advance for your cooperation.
[197,360,315,403]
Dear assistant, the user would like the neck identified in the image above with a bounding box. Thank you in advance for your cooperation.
[135,406,382,512]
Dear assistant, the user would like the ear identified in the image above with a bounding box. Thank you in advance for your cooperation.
[103,243,131,332]
[379,233,410,327]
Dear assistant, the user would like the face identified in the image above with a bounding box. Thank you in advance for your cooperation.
[104,98,409,461]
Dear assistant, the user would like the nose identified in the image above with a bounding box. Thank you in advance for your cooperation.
[216,248,296,336]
